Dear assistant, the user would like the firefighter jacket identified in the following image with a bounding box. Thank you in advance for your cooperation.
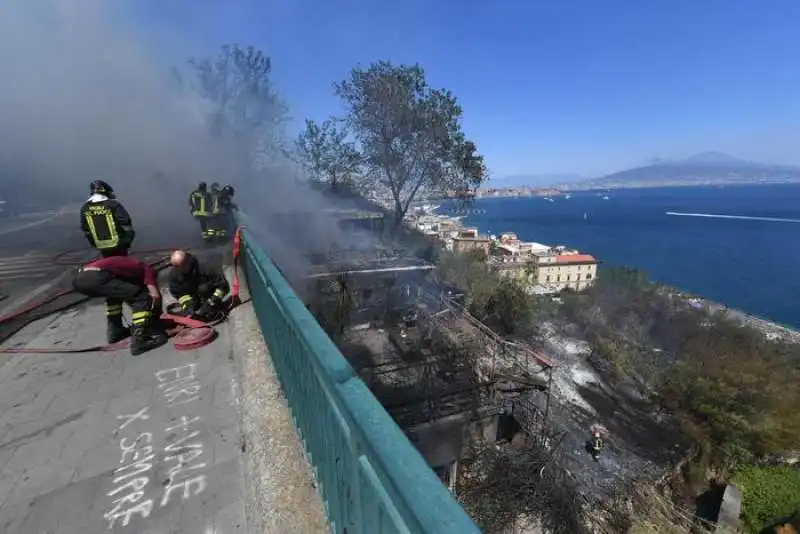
[80,194,135,251]
[217,190,237,213]
[168,253,229,311]
[209,190,222,216]
[189,189,211,217]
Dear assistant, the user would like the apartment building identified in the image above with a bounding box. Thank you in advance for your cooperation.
[530,249,597,292]
[452,228,492,255]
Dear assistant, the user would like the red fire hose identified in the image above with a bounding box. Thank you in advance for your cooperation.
[0,227,244,354]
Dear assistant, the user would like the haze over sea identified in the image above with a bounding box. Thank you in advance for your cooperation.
[456,184,800,328]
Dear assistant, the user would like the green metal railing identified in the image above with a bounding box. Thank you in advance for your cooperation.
[240,228,481,534]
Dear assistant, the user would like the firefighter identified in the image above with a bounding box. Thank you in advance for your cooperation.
[189,182,212,241]
[590,430,605,461]
[217,184,237,238]
[209,182,228,241]
[80,180,135,257]
[167,250,229,320]
[80,180,136,330]
[72,255,168,354]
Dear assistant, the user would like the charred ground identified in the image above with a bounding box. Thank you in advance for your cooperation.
[267,191,696,533]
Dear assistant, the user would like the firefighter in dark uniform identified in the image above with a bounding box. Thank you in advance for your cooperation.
[72,255,168,355]
[189,182,212,241]
[80,180,135,257]
[590,430,605,461]
[206,182,227,241]
[167,250,229,320]
[80,180,136,340]
[217,184,237,238]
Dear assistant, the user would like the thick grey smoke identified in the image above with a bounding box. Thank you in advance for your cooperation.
[0,0,226,214]
[0,0,376,282]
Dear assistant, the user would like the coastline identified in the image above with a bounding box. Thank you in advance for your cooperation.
[696,296,800,344]
[412,198,800,344]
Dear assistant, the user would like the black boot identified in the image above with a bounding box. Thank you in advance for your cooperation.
[107,316,131,344]
[130,325,169,356]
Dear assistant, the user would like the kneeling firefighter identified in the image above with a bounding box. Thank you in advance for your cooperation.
[72,256,168,354]
[168,250,229,320]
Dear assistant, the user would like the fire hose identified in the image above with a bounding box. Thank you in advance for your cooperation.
[0,227,244,354]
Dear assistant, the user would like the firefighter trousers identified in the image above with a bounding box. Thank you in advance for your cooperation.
[207,214,230,240]
[72,268,157,328]
[194,215,212,241]
[96,248,130,317]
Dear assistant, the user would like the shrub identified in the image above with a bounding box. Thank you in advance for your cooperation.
[732,465,800,533]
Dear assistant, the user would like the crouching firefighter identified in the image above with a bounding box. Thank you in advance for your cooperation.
[168,250,229,321]
[80,180,135,258]
[189,182,212,241]
[72,255,168,355]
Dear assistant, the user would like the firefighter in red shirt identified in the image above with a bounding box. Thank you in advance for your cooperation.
[72,256,168,355]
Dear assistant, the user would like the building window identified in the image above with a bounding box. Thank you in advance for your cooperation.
[567,274,571,281]
[586,273,592,280]
[546,275,550,282]
[557,275,561,282]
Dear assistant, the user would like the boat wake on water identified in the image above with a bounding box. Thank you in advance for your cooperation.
[665,212,800,223]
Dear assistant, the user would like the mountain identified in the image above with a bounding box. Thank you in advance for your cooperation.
[569,152,800,189]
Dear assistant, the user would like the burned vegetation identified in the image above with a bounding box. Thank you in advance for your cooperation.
[281,205,593,533]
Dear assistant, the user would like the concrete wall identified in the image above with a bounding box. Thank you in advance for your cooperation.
[405,408,499,469]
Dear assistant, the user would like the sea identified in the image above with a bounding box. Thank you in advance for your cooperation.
[446,184,800,329]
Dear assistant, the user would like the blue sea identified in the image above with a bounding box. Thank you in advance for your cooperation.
[452,184,800,328]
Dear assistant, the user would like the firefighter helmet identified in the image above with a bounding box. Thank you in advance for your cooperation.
[198,182,207,191]
[222,184,235,197]
[90,180,114,198]
[211,182,221,192]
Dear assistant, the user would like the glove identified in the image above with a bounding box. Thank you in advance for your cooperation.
[194,302,214,319]
[174,304,195,318]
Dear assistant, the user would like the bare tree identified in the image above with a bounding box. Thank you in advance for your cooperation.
[334,61,487,225]
[294,118,362,188]
[184,44,289,164]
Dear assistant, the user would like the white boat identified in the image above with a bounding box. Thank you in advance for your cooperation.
[565,194,572,199]
[602,195,610,200]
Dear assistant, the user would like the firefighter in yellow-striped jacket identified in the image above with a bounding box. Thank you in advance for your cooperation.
[79,180,137,342]
[167,250,229,321]
[80,180,136,258]
[189,182,212,241]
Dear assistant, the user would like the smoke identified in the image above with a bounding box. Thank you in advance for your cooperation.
[0,1,224,213]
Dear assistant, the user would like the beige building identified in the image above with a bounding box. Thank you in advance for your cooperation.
[492,247,598,293]
[530,251,597,292]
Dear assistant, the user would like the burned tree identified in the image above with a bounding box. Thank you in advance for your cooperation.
[457,439,590,534]
[333,61,488,227]
[183,44,289,164]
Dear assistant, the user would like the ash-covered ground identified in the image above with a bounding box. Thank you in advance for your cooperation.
[539,324,693,501]
[258,190,693,506]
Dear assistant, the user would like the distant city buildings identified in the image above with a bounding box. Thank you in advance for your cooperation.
[473,186,562,199]
[405,207,599,295]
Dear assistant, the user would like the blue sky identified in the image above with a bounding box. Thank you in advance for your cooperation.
[130,0,800,179]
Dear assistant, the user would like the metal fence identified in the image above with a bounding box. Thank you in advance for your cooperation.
[240,228,481,534]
